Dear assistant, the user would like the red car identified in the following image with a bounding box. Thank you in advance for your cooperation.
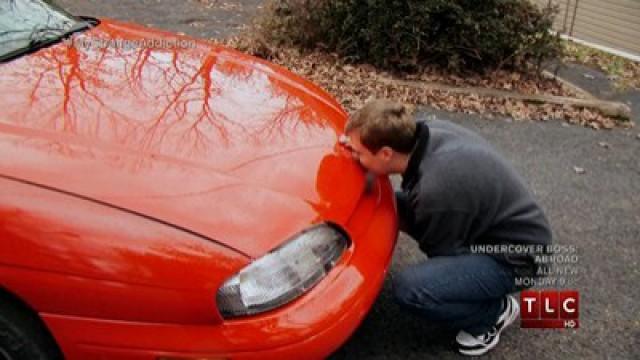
[0,1,398,359]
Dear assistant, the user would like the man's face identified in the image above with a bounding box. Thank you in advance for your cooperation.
[341,131,392,175]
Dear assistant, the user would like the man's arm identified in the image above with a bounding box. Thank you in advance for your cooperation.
[395,191,415,234]
[412,209,475,257]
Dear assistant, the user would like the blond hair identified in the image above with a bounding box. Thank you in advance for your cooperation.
[345,99,417,153]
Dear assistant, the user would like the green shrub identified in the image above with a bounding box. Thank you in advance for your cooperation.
[260,0,562,72]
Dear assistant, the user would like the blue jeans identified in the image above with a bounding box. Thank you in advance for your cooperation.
[392,254,517,336]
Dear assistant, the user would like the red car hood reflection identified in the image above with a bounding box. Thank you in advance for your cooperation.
[0,20,366,258]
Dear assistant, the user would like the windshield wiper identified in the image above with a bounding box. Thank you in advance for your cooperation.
[0,19,93,63]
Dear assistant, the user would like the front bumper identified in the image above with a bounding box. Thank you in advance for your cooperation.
[43,178,398,360]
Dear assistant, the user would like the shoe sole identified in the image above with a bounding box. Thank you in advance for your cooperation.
[457,296,520,356]
[458,333,501,356]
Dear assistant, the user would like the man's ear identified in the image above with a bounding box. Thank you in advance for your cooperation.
[378,146,394,161]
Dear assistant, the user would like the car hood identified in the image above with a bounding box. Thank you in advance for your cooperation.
[0,19,368,258]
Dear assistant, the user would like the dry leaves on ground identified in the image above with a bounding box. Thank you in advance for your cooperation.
[215,36,632,130]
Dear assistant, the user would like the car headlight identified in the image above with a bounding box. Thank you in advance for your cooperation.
[216,223,350,318]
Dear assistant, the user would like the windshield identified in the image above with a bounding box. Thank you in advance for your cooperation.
[0,0,82,59]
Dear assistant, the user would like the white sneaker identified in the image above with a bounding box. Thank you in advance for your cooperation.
[456,295,520,356]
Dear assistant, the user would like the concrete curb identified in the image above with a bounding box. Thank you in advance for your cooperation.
[379,76,632,120]
[541,70,596,100]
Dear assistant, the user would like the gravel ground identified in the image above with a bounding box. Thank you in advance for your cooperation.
[52,1,640,358]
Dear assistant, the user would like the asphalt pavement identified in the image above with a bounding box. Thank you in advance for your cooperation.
[53,1,640,358]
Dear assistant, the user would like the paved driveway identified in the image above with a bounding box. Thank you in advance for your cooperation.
[57,0,263,39]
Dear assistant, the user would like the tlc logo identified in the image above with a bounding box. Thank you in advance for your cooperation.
[520,290,579,329]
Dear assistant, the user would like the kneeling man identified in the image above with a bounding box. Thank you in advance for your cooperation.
[341,99,552,356]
